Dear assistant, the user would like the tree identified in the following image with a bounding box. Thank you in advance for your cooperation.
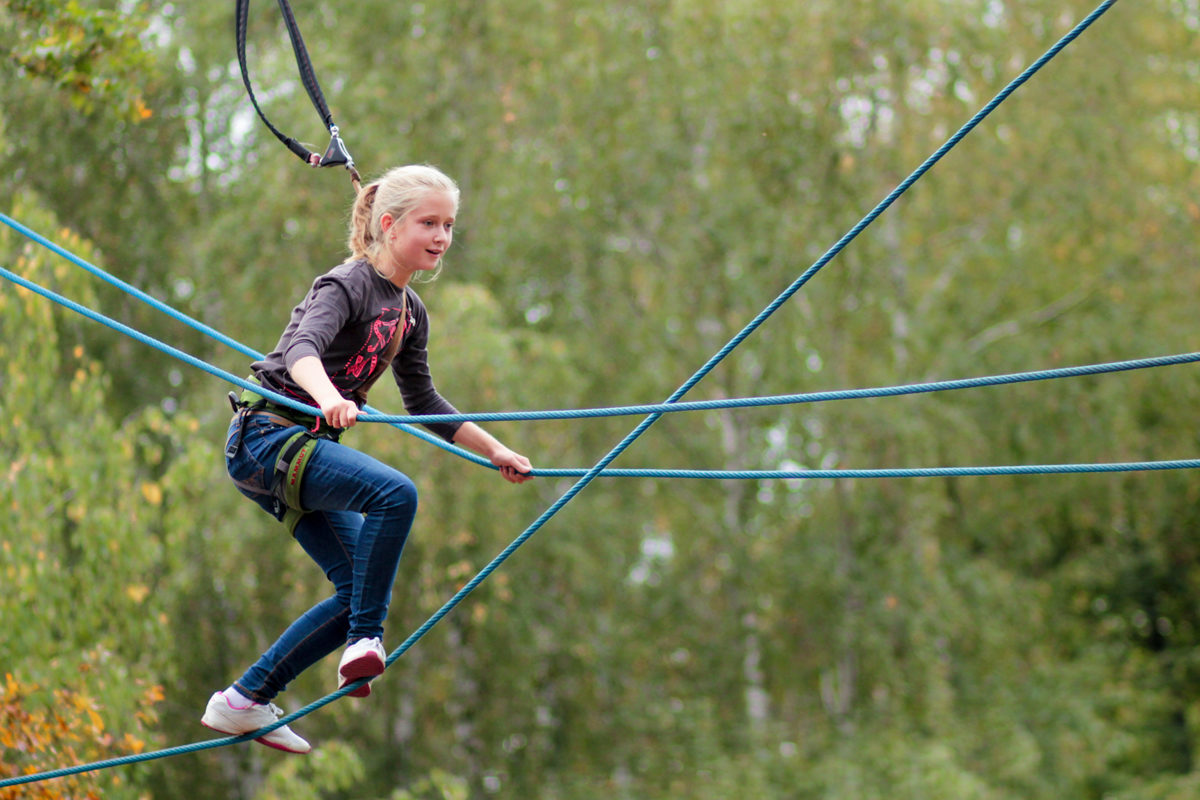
[0,199,173,799]
[4,0,1200,797]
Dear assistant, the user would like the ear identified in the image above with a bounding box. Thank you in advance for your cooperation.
[380,213,396,234]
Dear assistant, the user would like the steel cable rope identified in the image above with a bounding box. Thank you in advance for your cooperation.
[5,260,1191,478]
[8,211,1194,435]
[0,210,500,469]
[6,254,1198,480]
[0,0,1121,788]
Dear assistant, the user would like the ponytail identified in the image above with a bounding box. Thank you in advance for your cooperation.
[347,182,380,260]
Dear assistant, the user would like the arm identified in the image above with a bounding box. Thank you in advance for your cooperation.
[290,355,361,428]
[452,421,534,484]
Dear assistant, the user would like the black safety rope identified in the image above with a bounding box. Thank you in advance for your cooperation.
[235,0,361,189]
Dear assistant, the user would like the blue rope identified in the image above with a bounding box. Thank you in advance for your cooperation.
[10,210,1195,433]
[359,351,1200,425]
[0,266,269,397]
[0,211,496,469]
[7,262,1192,481]
[0,212,262,360]
[0,0,1120,788]
[529,460,1200,479]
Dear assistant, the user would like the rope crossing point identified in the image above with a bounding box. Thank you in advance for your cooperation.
[0,0,1129,789]
[3,259,1193,479]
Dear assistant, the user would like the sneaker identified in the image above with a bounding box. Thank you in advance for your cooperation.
[200,691,311,754]
[337,637,386,698]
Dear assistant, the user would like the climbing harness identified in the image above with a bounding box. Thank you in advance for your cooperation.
[226,377,343,531]
[228,380,330,434]
[272,428,318,532]
[221,287,407,530]
[235,0,361,189]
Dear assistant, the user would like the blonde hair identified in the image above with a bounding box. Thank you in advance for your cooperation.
[347,164,460,265]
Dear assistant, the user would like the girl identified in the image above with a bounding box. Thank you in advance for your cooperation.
[201,164,532,753]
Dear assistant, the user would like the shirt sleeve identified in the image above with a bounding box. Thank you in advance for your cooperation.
[283,276,357,370]
[392,293,463,442]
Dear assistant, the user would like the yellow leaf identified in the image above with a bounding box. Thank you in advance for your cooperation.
[140,482,163,506]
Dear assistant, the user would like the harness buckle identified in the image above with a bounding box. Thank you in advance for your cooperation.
[319,128,354,169]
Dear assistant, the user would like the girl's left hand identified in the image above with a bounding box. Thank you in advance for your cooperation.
[491,448,534,484]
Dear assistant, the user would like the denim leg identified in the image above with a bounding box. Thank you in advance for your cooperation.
[233,438,418,700]
[234,594,350,703]
[296,439,418,640]
[226,414,303,518]
[235,507,371,701]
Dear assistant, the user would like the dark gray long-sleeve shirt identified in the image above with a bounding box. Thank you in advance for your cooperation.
[251,258,463,441]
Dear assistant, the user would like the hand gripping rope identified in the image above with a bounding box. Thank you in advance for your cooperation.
[235,0,361,189]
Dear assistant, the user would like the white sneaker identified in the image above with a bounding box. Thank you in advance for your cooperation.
[337,637,386,698]
[200,692,311,754]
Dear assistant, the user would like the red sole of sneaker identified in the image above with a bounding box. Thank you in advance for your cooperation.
[339,654,385,698]
[201,720,309,755]
[342,681,372,698]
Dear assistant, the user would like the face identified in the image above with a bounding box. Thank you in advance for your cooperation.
[380,191,456,280]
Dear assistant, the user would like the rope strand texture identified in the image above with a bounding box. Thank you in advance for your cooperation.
[0,0,1123,788]
[0,211,494,467]
[3,264,1191,480]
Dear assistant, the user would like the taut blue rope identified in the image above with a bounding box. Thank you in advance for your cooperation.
[527,461,1200,480]
[0,0,1121,788]
[0,212,261,360]
[359,351,1200,425]
[0,211,495,468]
[5,262,1190,480]
[10,211,1194,431]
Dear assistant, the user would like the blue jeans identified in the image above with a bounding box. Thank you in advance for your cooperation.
[224,413,417,702]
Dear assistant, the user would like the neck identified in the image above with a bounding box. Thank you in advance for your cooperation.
[369,256,414,289]
[388,267,414,290]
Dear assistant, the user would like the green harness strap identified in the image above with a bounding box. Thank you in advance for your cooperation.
[275,429,319,534]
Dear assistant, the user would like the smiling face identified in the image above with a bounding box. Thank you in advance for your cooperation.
[379,190,457,284]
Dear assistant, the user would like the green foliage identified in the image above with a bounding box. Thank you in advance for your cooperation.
[254,740,366,800]
[2,0,157,119]
[390,768,470,800]
[0,199,175,798]
[3,1,1200,799]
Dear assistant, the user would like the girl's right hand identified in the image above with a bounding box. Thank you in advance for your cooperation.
[320,397,360,428]
[290,356,358,428]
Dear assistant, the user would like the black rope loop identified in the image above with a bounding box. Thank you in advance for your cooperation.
[235,0,361,189]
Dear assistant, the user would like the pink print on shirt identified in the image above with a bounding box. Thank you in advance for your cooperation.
[343,308,406,383]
